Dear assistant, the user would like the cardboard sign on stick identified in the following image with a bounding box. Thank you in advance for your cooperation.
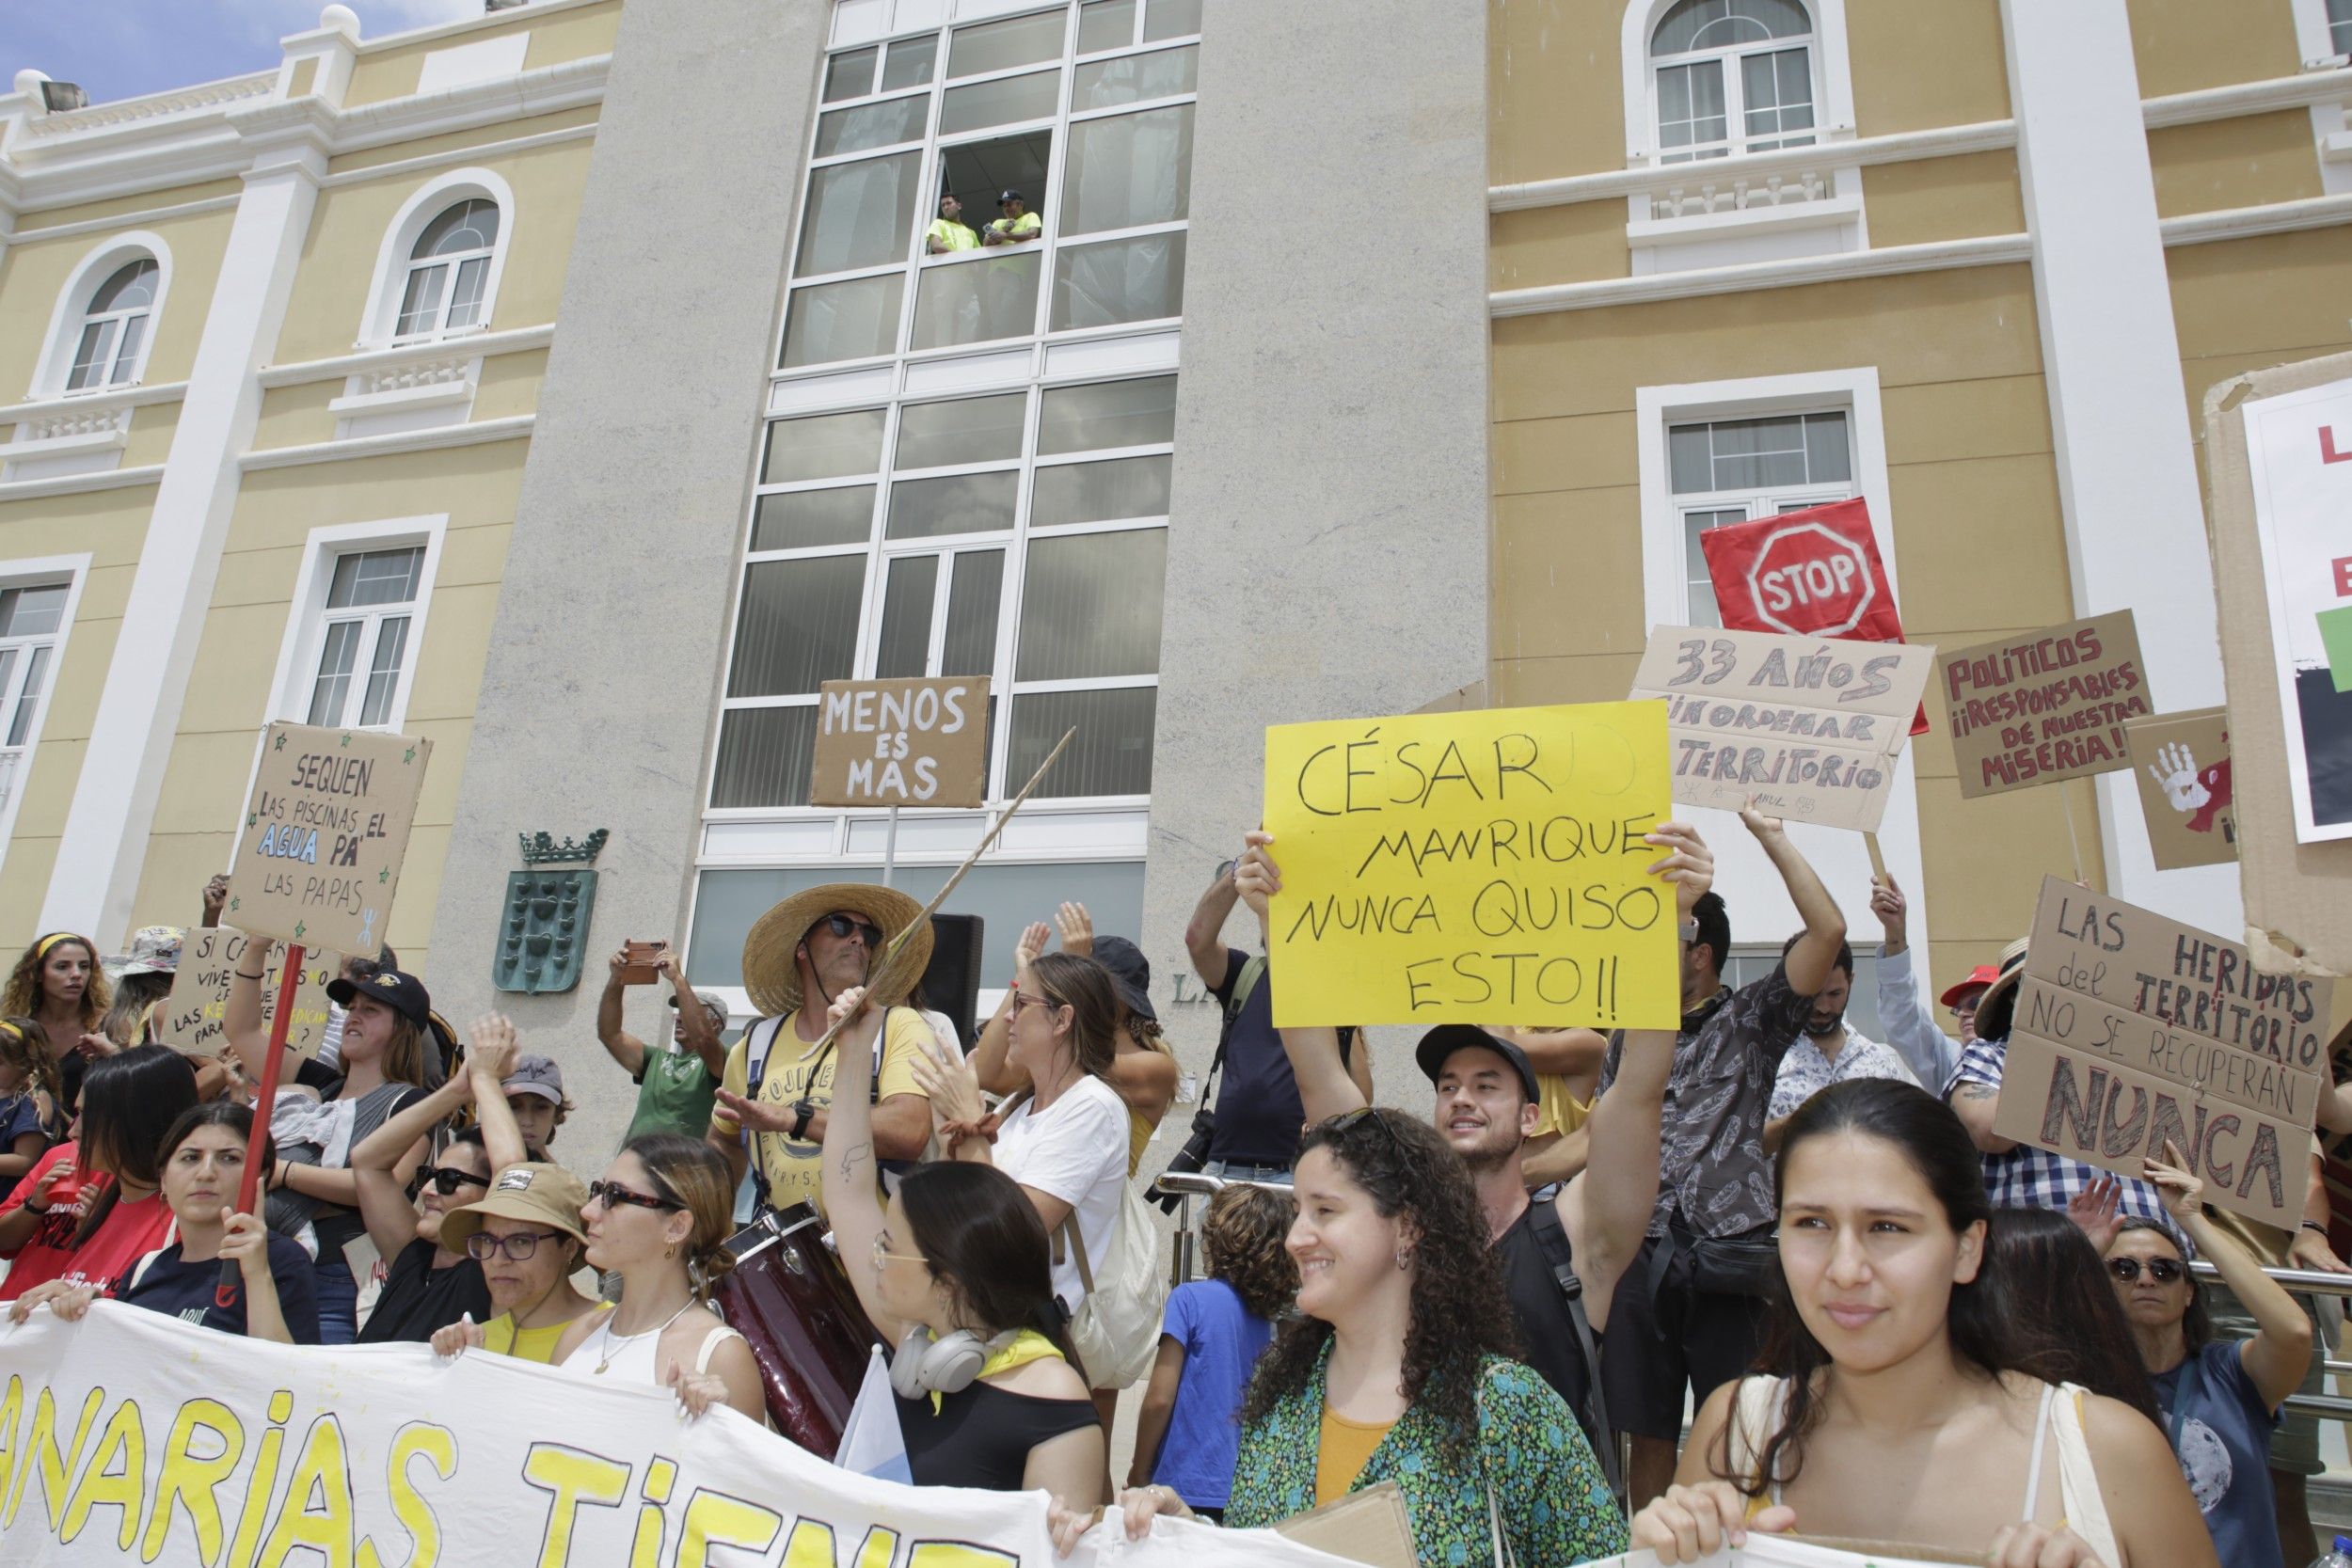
[1628,626,1936,832]
[1262,701,1679,1030]
[2124,708,2237,870]
[225,723,431,955]
[809,676,990,809]
[1990,876,2334,1226]
[1940,612,2152,798]
[156,928,337,1059]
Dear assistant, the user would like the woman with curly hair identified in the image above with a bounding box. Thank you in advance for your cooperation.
[1,933,110,1116]
[1098,1106,1627,1565]
[1128,1182,1296,1519]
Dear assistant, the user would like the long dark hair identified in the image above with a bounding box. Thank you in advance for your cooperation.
[1244,1109,1516,1457]
[156,1101,278,1212]
[898,1160,1080,1364]
[1725,1079,2009,1497]
[1985,1207,2162,1425]
[2115,1216,2211,1353]
[1025,952,1119,1080]
[73,1046,200,1245]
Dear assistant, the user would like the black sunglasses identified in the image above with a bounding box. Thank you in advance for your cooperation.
[586,1179,683,1212]
[425,1165,487,1196]
[1325,1105,1413,1163]
[2107,1256,2184,1284]
[819,913,885,948]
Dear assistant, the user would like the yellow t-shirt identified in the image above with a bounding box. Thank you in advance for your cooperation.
[926,218,979,252]
[1532,1074,1594,1141]
[988,211,1041,240]
[710,1006,932,1215]
[485,1306,610,1364]
[1315,1406,1395,1506]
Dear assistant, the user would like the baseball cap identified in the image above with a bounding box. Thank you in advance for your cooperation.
[437,1162,590,1250]
[998,188,1025,203]
[1413,1024,1540,1103]
[1939,964,2001,1008]
[502,1053,565,1105]
[326,967,432,1028]
[666,988,730,1026]
[1089,936,1156,1023]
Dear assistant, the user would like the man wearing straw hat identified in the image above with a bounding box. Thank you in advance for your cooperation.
[707,884,937,1220]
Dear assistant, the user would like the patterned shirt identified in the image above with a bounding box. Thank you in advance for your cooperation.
[1599,964,1814,1241]
[1947,1037,2175,1233]
[1227,1344,1627,1566]
[1768,1023,1919,1121]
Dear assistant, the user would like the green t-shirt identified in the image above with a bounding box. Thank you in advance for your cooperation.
[624,1046,720,1145]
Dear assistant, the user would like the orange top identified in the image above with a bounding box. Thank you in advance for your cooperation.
[1314,1406,1396,1507]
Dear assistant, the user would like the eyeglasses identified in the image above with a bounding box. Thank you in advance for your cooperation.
[424,1165,488,1196]
[586,1179,683,1212]
[820,913,884,948]
[2107,1256,2184,1284]
[870,1233,926,1270]
[466,1229,564,1262]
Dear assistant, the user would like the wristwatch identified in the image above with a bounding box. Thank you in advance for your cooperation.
[788,1100,816,1141]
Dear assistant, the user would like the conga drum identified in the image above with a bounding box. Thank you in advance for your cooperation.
[714,1203,880,1456]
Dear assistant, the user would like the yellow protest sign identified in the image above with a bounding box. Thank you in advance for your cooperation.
[1263,701,1679,1029]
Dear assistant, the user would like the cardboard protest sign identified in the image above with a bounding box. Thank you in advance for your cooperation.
[0,1304,1355,1568]
[1695,498,1927,735]
[155,927,337,1059]
[225,722,431,956]
[1628,626,1936,832]
[2125,708,2236,870]
[1262,701,1678,1029]
[1990,876,2334,1226]
[1940,612,2152,798]
[810,676,990,808]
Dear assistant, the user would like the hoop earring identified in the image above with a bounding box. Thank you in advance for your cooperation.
[1394,1247,1413,1272]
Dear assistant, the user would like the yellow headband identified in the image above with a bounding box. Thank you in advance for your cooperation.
[0,1021,20,1044]
[32,933,86,962]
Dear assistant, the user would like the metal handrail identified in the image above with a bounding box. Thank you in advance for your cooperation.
[2185,1259,2352,1297]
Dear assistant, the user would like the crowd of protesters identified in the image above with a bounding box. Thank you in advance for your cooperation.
[1,803,2347,1568]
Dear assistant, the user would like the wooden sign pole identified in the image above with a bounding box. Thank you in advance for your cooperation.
[1864,832,1889,883]
[218,943,306,1312]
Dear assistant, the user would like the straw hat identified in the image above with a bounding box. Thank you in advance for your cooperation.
[1972,936,2032,1044]
[739,882,931,1021]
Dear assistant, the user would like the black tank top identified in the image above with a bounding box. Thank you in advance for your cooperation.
[897,1382,1098,1491]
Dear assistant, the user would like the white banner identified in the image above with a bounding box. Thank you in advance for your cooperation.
[0,1303,1354,1568]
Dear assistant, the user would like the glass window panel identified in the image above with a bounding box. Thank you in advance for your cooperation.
[1804,413,1851,483]
[89,261,157,311]
[67,321,112,391]
[1079,0,1137,53]
[941,70,1059,135]
[1030,454,1171,526]
[1682,508,1743,626]
[396,263,449,336]
[358,616,409,727]
[948,10,1066,78]
[752,485,876,551]
[1009,687,1156,798]
[813,97,929,158]
[1015,530,1168,680]
[726,556,865,697]
[1037,375,1177,454]
[2334,0,2352,54]
[797,152,922,275]
[446,258,488,329]
[413,200,499,258]
[895,392,1027,470]
[1652,0,1808,55]
[824,46,879,103]
[1073,45,1197,110]
[0,585,68,639]
[763,408,887,484]
[1144,0,1201,40]
[780,272,905,369]
[107,315,147,383]
[1655,60,1726,153]
[309,621,361,724]
[7,644,50,748]
[326,547,423,610]
[886,471,1018,539]
[875,556,940,678]
[710,705,818,809]
[881,35,938,90]
[1060,103,1193,234]
[942,550,1004,676]
[1667,425,1712,493]
[0,651,20,721]
[1051,230,1185,330]
[910,248,1041,352]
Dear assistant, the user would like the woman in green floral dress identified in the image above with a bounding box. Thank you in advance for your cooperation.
[1088,1106,1628,1565]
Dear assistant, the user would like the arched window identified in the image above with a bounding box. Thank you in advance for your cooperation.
[1648,0,1817,163]
[64,260,159,391]
[393,199,501,340]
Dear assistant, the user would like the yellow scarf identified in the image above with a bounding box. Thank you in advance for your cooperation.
[931,1329,1064,1415]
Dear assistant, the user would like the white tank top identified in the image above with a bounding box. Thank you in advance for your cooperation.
[568,1302,743,1386]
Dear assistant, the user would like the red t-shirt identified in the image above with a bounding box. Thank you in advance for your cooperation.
[0,1142,175,1300]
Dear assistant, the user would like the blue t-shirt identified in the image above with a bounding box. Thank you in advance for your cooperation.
[2153,1339,2281,1568]
[1152,1278,1274,1510]
[117,1233,323,1343]
[0,1094,50,1206]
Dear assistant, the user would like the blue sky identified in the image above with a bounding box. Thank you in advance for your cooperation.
[3,2,483,105]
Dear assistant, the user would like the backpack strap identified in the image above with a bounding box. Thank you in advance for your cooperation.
[1052,1210,1098,1297]
[1524,1191,1624,1502]
[740,1014,791,1212]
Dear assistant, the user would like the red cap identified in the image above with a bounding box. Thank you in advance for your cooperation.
[1940,964,2000,1008]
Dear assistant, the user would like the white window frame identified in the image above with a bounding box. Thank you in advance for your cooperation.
[28,235,173,400]
[262,517,448,736]
[1633,367,1933,964]
[357,169,516,350]
[2289,0,2352,195]
[1665,410,1860,625]
[0,556,90,884]
[1619,0,1854,166]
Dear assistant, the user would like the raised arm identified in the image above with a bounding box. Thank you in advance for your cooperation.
[1742,804,1845,996]
[1234,832,1367,1124]
[596,949,650,1076]
[1868,876,1959,1089]
[463,1016,530,1172]
[818,987,905,1343]
[970,921,1049,1097]
[1184,861,1242,990]
[2151,1148,2312,1410]
[660,951,728,1079]
[350,1069,475,1262]
[224,942,301,1087]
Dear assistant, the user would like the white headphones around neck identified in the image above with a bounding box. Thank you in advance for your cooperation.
[887,1325,1013,1399]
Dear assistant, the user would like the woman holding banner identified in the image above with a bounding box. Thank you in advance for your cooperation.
[1629,1080,2214,1568]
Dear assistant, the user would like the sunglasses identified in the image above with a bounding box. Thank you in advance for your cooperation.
[1326,1105,1412,1164]
[2107,1256,2184,1285]
[424,1165,488,1196]
[466,1229,565,1262]
[1008,984,1064,1017]
[586,1179,683,1212]
[820,913,884,948]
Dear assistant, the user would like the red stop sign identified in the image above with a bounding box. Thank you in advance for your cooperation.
[1743,520,1877,636]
